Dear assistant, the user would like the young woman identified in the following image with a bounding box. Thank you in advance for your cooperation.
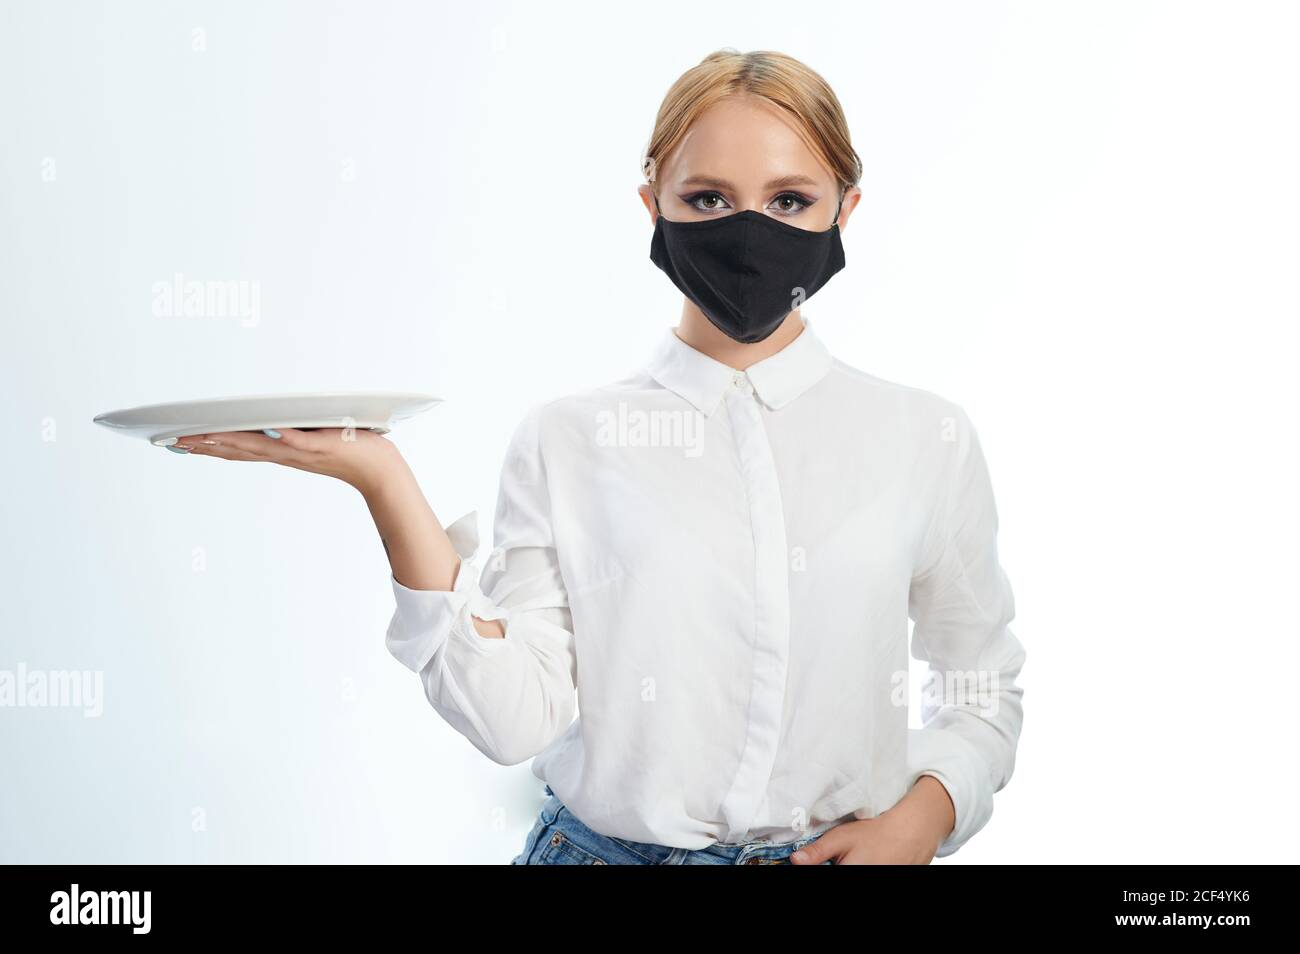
[171,49,1026,865]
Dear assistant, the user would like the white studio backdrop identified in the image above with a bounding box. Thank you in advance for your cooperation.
[1,0,1296,863]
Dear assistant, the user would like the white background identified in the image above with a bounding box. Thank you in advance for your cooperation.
[1,0,1296,863]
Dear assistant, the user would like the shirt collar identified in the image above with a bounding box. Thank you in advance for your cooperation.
[646,318,834,416]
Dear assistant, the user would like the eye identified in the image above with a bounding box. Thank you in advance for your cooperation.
[682,191,732,213]
[768,192,814,216]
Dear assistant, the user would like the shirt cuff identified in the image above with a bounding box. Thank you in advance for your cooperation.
[906,726,993,858]
[384,510,509,672]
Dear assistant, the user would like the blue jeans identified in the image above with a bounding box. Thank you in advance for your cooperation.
[510,786,835,865]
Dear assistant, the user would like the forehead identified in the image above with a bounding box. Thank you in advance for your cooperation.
[661,94,833,186]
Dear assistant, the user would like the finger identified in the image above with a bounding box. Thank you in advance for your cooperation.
[179,445,266,462]
[265,427,333,452]
[238,427,349,456]
[790,829,847,865]
[179,439,269,462]
[181,430,291,459]
[165,426,357,462]
[179,434,286,462]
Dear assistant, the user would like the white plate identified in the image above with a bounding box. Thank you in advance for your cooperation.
[93,391,441,446]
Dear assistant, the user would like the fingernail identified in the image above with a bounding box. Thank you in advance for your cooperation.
[165,445,190,454]
[154,437,178,447]
[263,429,282,439]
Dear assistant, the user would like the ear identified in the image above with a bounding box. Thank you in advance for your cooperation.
[637,183,659,223]
[837,185,863,233]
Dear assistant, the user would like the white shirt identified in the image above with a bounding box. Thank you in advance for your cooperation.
[385,319,1026,856]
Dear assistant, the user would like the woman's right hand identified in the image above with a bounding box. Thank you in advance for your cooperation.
[170,426,403,496]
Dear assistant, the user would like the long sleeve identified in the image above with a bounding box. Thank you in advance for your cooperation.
[905,406,1026,858]
[384,406,577,766]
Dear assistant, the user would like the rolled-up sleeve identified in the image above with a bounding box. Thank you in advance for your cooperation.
[906,406,1027,857]
[385,405,577,766]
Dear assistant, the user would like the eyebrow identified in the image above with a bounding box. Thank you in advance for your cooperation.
[679,174,820,191]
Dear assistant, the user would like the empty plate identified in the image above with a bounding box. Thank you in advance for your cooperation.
[93,391,441,446]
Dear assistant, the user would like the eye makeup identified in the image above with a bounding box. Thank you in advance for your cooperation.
[678,189,820,217]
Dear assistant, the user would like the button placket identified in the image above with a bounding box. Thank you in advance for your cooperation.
[714,378,792,843]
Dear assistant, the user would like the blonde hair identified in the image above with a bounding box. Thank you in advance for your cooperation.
[643,49,863,196]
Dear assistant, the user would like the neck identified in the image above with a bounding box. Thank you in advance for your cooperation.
[674,303,806,371]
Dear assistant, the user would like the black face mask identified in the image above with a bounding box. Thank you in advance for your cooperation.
[648,191,845,343]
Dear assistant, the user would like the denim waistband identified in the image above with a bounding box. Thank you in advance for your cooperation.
[540,784,828,853]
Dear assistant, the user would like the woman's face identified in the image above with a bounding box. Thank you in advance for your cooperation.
[641,94,860,233]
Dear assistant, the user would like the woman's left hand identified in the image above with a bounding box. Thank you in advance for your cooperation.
[788,775,955,865]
